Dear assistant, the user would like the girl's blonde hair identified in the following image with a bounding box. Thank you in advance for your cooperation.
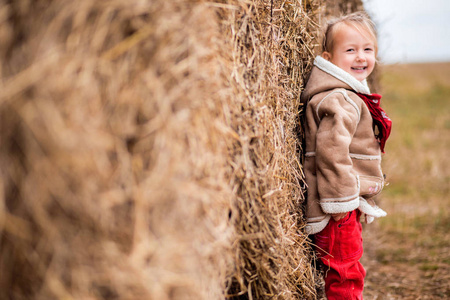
[322,12,378,54]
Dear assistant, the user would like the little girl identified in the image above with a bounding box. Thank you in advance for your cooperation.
[301,12,392,299]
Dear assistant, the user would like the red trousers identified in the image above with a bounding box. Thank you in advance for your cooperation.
[314,210,365,300]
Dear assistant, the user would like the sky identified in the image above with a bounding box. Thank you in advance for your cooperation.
[362,0,450,64]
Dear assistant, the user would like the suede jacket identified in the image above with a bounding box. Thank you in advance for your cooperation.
[301,56,387,235]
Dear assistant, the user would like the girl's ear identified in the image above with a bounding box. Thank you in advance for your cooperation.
[322,51,332,61]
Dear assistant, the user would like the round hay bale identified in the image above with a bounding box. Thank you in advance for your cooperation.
[0,0,369,299]
[1,1,234,299]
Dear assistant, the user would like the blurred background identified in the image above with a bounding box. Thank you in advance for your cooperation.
[360,1,450,298]
[363,0,450,64]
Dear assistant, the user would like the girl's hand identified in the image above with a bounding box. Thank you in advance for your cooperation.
[331,212,347,221]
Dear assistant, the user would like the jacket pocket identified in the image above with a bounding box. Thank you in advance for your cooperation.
[359,175,384,198]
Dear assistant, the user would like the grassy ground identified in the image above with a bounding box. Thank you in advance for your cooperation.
[362,62,450,299]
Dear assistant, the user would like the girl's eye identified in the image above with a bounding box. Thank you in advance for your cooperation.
[365,48,374,52]
[346,49,355,52]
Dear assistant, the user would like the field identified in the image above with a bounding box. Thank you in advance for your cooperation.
[362,62,450,299]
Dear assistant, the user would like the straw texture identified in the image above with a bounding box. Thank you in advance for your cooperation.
[0,0,365,299]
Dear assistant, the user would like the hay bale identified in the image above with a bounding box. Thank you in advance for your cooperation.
[0,0,369,299]
[221,1,321,299]
[324,0,364,16]
[1,1,234,299]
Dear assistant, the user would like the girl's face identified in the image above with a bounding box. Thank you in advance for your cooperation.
[323,23,376,82]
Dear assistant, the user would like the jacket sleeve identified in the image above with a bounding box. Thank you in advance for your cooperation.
[315,91,360,214]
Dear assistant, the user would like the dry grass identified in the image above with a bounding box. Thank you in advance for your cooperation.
[0,0,373,299]
[1,1,236,299]
[0,0,325,299]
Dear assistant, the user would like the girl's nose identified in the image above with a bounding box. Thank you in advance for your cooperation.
[356,52,366,62]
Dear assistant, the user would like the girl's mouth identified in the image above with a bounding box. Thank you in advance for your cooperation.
[351,67,367,71]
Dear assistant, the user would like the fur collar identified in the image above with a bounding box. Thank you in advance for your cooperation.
[314,56,371,94]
